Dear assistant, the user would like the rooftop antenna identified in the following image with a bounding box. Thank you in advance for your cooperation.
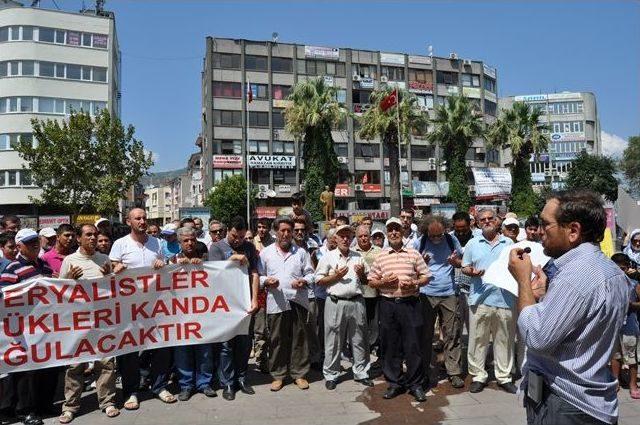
[96,0,105,14]
[272,32,279,43]
[427,45,433,57]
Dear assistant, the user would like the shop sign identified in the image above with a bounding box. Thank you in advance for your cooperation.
[75,214,101,225]
[363,184,381,193]
[411,181,449,197]
[38,215,70,228]
[254,207,279,219]
[334,210,390,220]
[547,92,581,101]
[380,52,405,65]
[531,172,546,183]
[359,77,374,89]
[409,55,432,65]
[178,208,211,224]
[305,45,339,60]
[447,85,459,95]
[278,185,292,193]
[248,155,296,169]
[272,99,293,108]
[484,91,497,103]
[334,184,351,197]
[408,81,433,93]
[463,87,481,99]
[213,155,243,169]
[514,94,548,102]
[471,167,512,200]
[550,132,585,142]
[413,198,441,206]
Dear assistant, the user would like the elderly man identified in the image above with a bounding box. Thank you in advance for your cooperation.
[207,220,227,249]
[316,224,373,390]
[209,216,260,401]
[258,217,315,392]
[172,226,216,401]
[502,217,520,243]
[58,225,118,423]
[368,218,431,402]
[353,224,382,353]
[0,229,53,425]
[38,227,57,254]
[462,208,516,394]
[509,191,628,424]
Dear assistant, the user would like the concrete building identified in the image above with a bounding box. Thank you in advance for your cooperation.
[202,37,501,219]
[0,1,120,215]
[499,92,600,190]
[144,185,173,225]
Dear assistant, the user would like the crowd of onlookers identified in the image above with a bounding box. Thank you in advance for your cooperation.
[0,193,639,425]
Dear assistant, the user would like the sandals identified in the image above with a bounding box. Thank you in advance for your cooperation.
[59,411,74,424]
[123,395,139,410]
[105,406,120,418]
[157,389,177,404]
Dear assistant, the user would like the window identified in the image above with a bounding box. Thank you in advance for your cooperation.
[251,169,270,184]
[576,102,584,113]
[272,109,285,128]
[93,101,106,115]
[92,34,108,49]
[272,85,291,100]
[273,141,294,154]
[8,171,17,186]
[219,140,242,154]
[0,27,8,42]
[213,169,243,184]
[436,71,458,85]
[249,83,268,100]
[484,99,497,116]
[411,145,435,158]
[249,111,269,127]
[248,140,269,153]
[39,61,55,77]
[334,143,348,157]
[461,73,480,87]
[56,63,65,78]
[213,81,242,98]
[416,94,434,109]
[213,110,242,126]
[212,53,241,69]
[324,61,346,77]
[273,170,296,184]
[0,62,5,77]
[271,57,292,73]
[355,143,377,157]
[20,97,33,112]
[353,64,376,79]
[9,26,19,40]
[66,64,81,80]
[55,29,65,44]
[81,66,92,81]
[22,26,33,40]
[356,170,381,184]
[335,89,347,104]
[0,171,4,186]
[93,67,107,82]
[9,61,18,76]
[408,69,432,83]
[352,90,371,104]
[305,59,328,76]
[82,33,92,47]
[381,66,404,81]
[245,55,268,71]
[484,77,496,92]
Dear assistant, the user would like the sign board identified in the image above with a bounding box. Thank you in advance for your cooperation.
[359,77,374,89]
[38,215,70,228]
[409,55,432,65]
[408,81,434,94]
[463,87,482,99]
[547,92,581,101]
[304,45,339,60]
[213,155,243,169]
[380,52,405,65]
[255,206,279,219]
[483,64,496,79]
[179,207,211,224]
[531,172,546,183]
[334,210,390,220]
[248,155,296,169]
[472,167,512,200]
[550,132,585,142]
[514,94,548,102]
[411,181,449,197]
[75,214,101,225]
[413,198,441,207]
[430,203,457,219]
[447,85,459,95]
[278,185,292,193]
[484,91,497,103]
[272,99,293,108]
[334,184,351,198]
[363,184,381,193]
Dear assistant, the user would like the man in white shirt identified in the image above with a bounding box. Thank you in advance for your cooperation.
[258,217,315,392]
[316,225,373,390]
[109,208,174,410]
[58,224,119,423]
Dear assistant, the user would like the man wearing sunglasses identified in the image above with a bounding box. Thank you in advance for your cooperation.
[207,220,227,249]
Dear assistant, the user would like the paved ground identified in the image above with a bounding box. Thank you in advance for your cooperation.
[28,361,640,425]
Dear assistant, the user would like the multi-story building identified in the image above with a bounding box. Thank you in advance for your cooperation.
[144,185,172,225]
[0,1,120,215]
[202,37,500,218]
[499,92,600,189]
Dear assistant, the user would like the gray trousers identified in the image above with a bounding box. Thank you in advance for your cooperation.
[525,390,614,425]
[422,294,462,377]
[253,306,269,369]
[323,296,370,382]
[267,302,310,380]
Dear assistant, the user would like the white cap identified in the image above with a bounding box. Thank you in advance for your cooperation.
[161,223,177,235]
[38,227,56,238]
[385,217,403,228]
[15,228,39,244]
[335,224,354,235]
[503,217,520,227]
[95,218,110,226]
[371,229,385,237]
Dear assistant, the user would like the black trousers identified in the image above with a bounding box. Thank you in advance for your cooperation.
[379,296,425,391]
[525,390,615,425]
[118,347,173,398]
[0,367,59,415]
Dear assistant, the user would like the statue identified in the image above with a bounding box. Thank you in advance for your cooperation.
[319,186,335,222]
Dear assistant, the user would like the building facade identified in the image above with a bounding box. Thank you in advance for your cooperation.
[499,92,600,190]
[0,2,120,215]
[202,37,500,219]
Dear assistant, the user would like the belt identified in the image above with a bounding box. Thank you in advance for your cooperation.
[329,294,362,303]
[381,295,419,303]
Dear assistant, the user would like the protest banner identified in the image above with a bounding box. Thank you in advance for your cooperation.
[0,262,251,374]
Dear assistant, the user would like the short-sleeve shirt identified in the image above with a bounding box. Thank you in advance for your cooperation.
[353,244,381,298]
[209,238,259,273]
[413,235,463,297]
[0,254,53,286]
[315,249,368,298]
[109,234,163,269]
[60,251,111,279]
[41,247,67,274]
[367,246,430,298]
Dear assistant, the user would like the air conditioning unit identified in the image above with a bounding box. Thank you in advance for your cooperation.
[428,157,436,164]
[449,52,458,60]
[380,75,388,83]
[354,184,364,191]
[463,59,472,66]
[352,74,361,81]
[337,156,349,164]
[419,105,428,112]
[257,184,269,192]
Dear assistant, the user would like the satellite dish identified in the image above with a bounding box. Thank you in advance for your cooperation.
[272,32,279,43]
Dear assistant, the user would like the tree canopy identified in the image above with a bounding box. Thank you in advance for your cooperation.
[565,152,618,202]
[203,174,251,225]
[621,135,640,195]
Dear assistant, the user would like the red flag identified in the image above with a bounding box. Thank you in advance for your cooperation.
[362,173,369,184]
[380,89,397,112]
[247,81,253,103]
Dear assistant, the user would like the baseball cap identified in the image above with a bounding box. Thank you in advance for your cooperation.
[95,218,110,226]
[371,229,384,237]
[38,227,56,238]
[503,217,520,227]
[335,224,354,235]
[385,217,403,228]
[161,223,177,235]
[15,228,39,244]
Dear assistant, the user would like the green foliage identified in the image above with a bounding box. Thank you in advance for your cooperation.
[510,158,539,217]
[427,95,483,211]
[284,78,346,218]
[16,109,153,217]
[358,87,428,216]
[302,166,325,222]
[621,135,640,194]
[566,152,618,202]
[204,175,251,225]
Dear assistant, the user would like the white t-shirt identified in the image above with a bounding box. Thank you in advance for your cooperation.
[60,251,111,279]
[109,234,163,269]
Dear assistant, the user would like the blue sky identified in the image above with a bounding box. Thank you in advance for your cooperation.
[57,0,639,171]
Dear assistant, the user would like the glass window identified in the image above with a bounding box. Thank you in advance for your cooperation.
[66,64,81,80]
[66,31,81,46]
[82,33,92,47]
[54,98,64,114]
[39,27,55,42]
[220,140,241,154]
[436,71,458,85]
[66,99,82,114]
[93,101,106,115]
[336,89,347,104]
[21,133,33,147]
[271,57,292,73]
[484,77,496,92]
[296,59,306,74]
[251,169,270,184]
[248,140,269,153]
[93,67,107,82]
[92,34,108,48]
[212,53,241,69]
[8,134,19,149]
[273,170,296,184]
[39,97,55,113]
[22,26,33,40]
[355,143,377,157]
[0,171,4,186]
[55,63,65,78]
[0,27,8,42]
[8,97,18,112]
[272,85,291,100]
[9,26,19,40]
[333,144,348,157]
[9,61,19,76]
[213,81,242,98]
[249,83,268,100]
[249,111,269,127]
[8,171,17,186]
[0,62,6,77]
[563,122,571,132]
[39,61,55,77]
[408,69,432,83]
[20,97,33,112]
[483,99,497,116]
[411,145,436,158]
[245,55,268,71]
[553,122,561,133]
[576,102,584,113]
[55,29,65,44]
[272,109,285,128]
[81,66,92,80]
[461,74,480,87]
[0,134,7,149]
[381,66,404,81]
[21,170,32,186]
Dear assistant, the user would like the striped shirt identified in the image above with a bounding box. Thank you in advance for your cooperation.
[518,243,629,424]
[367,246,430,298]
[0,253,53,286]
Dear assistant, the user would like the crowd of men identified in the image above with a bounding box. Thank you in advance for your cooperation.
[0,189,639,425]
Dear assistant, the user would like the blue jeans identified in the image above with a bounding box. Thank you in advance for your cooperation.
[218,334,252,387]
[174,344,212,391]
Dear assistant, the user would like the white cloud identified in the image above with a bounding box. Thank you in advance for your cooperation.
[601,131,628,158]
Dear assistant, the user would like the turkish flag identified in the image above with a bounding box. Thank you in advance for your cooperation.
[362,173,369,184]
[247,81,253,103]
[380,89,397,112]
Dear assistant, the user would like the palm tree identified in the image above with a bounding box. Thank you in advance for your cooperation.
[358,87,428,217]
[486,101,550,216]
[284,78,348,220]
[427,95,484,212]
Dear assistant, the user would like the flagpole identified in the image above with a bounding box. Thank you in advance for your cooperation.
[397,88,404,210]
[245,82,250,226]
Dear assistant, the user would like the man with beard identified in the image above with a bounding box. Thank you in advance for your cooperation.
[462,208,516,394]
[509,191,629,424]
[209,216,260,401]
[258,217,315,392]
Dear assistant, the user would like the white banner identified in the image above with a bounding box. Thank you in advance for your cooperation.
[248,155,296,169]
[0,262,250,374]
[472,167,512,200]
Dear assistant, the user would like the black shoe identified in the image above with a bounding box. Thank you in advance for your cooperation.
[409,387,427,403]
[20,414,43,425]
[222,385,235,401]
[178,388,193,401]
[383,386,405,399]
[355,378,374,387]
[498,381,518,394]
[325,380,337,390]
[200,386,217,397]
[469,381,486,393]
[238,380,255,395]
[450,375,465,389]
